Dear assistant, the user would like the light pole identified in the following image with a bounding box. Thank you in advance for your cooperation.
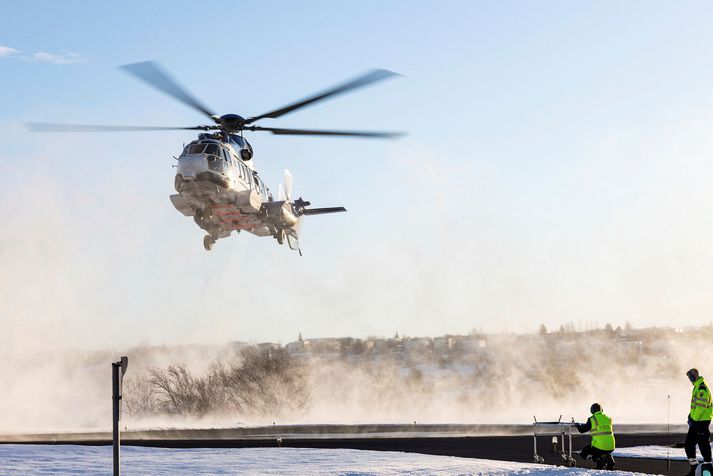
[112,356,128,476]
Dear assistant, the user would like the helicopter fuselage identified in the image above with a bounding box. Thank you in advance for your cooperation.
[170,133,278,243]
[168,132,344,251]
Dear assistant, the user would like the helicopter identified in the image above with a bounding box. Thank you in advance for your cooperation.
[28,61,403,252]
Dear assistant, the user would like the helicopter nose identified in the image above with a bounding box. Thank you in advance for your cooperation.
[177,154,207,178]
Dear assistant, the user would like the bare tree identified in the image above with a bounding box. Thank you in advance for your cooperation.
[123,375,157,417]
[140,347,307,418]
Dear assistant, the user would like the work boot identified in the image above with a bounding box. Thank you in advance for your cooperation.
[595,455,605,470]
[605,455,615,470]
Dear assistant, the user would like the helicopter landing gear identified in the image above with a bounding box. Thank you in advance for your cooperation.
[275,229,285,245]
[203,235,216,251]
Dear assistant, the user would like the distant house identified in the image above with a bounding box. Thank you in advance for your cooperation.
[459,337,487,352]
[403,337,431,353]
[256,342,282,353]
[433,336,454,352]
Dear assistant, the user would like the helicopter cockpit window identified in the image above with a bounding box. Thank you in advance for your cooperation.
[185,144,205,155]
[204,144,220,157]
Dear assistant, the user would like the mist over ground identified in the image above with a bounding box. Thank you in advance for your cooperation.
[3,1,713,439]
[0,326,704,433]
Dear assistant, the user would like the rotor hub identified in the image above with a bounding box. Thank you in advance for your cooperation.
[218,114,246,132]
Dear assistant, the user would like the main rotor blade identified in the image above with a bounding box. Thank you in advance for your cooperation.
[121,61,218,122]
[26,123,218,132]
[301,207,347,216]
[246,69,400,124]
[244,126,404,139]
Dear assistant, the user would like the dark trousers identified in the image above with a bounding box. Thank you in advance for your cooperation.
[579,445,614,469]
[686,420,712,463]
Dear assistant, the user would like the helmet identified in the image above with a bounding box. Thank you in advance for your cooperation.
[687,368,700,383]
[590,403,602,414]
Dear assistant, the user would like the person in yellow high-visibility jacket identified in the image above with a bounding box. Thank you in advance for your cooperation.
[685,368,712,476]
[575,403,615,470]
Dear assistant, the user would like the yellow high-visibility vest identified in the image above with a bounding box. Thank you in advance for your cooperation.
[589,411,615,451]
[690,377,713,422]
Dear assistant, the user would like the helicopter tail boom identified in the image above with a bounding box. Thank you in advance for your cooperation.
[300,207,347,216]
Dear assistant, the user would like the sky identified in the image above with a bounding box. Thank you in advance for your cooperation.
[2,1,713,350]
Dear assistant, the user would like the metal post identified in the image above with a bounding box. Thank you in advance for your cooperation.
[667,394,671,470]
[112,356,128,476]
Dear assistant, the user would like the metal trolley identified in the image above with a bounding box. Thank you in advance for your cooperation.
[532,415,577,467]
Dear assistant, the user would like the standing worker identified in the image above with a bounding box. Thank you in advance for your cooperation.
[575,403,616,470]
[685,368,712,476]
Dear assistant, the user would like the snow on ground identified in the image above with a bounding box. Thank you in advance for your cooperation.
[613,445,696,462]
[0,445,652,475]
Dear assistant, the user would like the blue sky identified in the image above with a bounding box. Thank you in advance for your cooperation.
[2,1,713,350]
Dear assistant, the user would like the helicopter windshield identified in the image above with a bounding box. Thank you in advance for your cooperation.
[204,144,220,156]
[184,144,205,155]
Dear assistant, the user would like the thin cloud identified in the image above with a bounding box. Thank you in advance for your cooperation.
[0,45,20,57]
[0,44,88,64]
[32,50,88,65]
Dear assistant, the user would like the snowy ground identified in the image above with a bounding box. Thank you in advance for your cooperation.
[613,445,698,462]
[0,445,654,475]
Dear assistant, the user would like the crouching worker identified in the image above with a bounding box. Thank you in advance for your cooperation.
[575,403,616,470]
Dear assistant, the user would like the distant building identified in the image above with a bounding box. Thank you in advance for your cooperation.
[256,342,282,352]
[403,337,431,352]
[433,336,454,352]
[459,337,487,353]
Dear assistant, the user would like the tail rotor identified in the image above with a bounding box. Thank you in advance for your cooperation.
[272,168,346,254]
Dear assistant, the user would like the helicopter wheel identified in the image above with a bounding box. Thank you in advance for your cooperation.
[203,235,215,251]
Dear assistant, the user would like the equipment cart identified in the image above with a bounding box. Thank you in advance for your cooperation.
[532,415,577,467]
